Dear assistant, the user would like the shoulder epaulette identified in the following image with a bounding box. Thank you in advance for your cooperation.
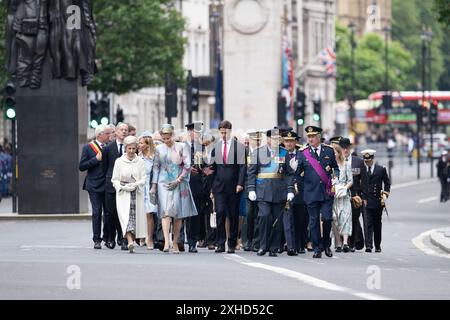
[299,145,308,151]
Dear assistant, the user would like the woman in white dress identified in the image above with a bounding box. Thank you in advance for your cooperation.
[138,132,158,250]
[150,124,198,253]
[331,140,353,252]
[111,136,147,253]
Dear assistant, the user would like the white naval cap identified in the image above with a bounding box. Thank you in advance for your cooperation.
[361,149,376,160]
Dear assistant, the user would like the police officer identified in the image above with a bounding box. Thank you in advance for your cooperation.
[247,128,294,256]
[361,149,391,253]
[291,126,339,258]
[282,131,309,255]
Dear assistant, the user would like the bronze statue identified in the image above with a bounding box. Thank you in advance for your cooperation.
[5,0,97,89]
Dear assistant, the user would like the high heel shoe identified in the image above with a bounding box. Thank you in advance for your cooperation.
[163,247,169,253]
[128,243,135,253]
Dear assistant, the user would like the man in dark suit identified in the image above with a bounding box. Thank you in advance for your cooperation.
[292,126,339,258]
[282,131,309,255]
[247,128,294,257]
[102,122,129,250]
[210,120,246,254]
[361,149,391,253]
[79,125,109,249]
[341,138,368,252]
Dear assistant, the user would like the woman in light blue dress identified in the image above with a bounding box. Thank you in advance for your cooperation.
[150,124,198,253]
[138,133,158,250]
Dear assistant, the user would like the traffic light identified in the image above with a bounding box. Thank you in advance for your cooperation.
[430,100,438,126]
[382,94,392,110]
[116,106,124,123]
[4,81,16,120]
[313,99,321,122]
[295,90,306,126]
[165,75,178,118]
[90,98,110,128]
[186,70,200,112]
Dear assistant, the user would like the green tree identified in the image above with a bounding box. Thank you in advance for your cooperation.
[392,0,445,90]
[433,0,450,27]
[336,22,415,101]
[90,0,186,95]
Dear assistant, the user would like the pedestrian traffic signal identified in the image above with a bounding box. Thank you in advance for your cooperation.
[186,70,200,113]
[90,98,110,128]
[295,90,306,124]
[313,99,321,122]
[165,75,178,118]
[430,100,438,125]
[116,106,124,123]
[4,81,16,120]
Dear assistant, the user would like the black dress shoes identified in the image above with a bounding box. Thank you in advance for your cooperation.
[324,247,333,258]
[243,246,251,252]
[215,247,225,253]
[343,244,350,253]
[94,241,101,249]
[297,248,306,254]
[365,248,372,253]
[335,246,342,253]
[106,241,115,249]
[269,251,278,257]
[121,243,128,251]
[227,248,235,254]
[349,247,356,253]
[313,252,322,258]
[257,249,267,256]
[178,242,185,252]
[252,247,259,252]
[287,249,298,256]
[188,245,198,253]
[375,247,382,253]
[208,244,216,250]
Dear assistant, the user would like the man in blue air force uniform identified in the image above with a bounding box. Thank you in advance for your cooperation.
[247,128,294,257]
[291,126,339,258]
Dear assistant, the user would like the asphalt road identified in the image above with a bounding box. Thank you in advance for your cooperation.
[0,179,449,300]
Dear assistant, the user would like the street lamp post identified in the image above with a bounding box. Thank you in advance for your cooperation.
[426,28,434,178]
[348,21,356,134]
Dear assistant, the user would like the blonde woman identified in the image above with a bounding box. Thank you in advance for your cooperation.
[150,124,198,253]
[111,136,147,253]
[331,137,353,252]
[138,132,158,250]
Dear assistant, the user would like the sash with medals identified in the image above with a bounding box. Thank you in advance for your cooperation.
[303,148,334,197]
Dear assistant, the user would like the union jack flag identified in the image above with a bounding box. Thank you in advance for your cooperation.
[319,47,336,77]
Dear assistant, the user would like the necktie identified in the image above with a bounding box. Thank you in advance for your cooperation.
[191,141,195,164]
[368,166,372,176]
[313,148,319,159]
[289,153,296,160]
[223,140,228,164]
[119,144,123,155]
[100,143,104,149]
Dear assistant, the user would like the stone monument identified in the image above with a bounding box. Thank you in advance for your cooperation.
[5,0,96,214]
[223,0,282,129]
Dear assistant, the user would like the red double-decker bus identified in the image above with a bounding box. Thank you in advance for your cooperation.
[366,91,450,125]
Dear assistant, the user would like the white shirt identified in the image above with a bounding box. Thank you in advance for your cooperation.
[222,138,232,160]
[311,145,321,157]
[95,140,104,149]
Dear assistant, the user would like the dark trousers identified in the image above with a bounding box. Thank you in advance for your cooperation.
[88,191,105,243]
[439,178,448,202]
[105,192,124,245]
[363,207,383,249]
[186,194,208,247]
[348,206,365,250]
[215,192,240,248]
[243,199,260,249]
[307,200,333,253]
[257,201,284,252]
[293,203,309,251]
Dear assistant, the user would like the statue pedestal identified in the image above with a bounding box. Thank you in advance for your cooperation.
[16,58,88,214]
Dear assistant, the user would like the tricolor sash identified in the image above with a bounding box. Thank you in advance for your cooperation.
[302,148,334,197]
[89,141,101,155]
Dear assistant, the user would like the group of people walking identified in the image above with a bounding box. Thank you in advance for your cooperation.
[79,120,391,258]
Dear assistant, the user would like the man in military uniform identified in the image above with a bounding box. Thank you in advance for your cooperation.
[247,128,294,256]
[361,149,391,253]
[291,126,339,258]
[282,131,309,255]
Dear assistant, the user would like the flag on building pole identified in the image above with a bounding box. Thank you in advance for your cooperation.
[282,35,295,126]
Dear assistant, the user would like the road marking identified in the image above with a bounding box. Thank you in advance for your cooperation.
[417,196,438,204]
[391,178,434,190]
[411,230,450,259]
[225,254,392,300]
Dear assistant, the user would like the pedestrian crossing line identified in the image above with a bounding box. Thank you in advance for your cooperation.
[224,255,392,300]
[411,230,450,260]
[417,196,438,204]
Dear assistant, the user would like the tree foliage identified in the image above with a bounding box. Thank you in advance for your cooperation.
[336,22,415,101]
[433,0,450,27]
[90,0,186,95]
